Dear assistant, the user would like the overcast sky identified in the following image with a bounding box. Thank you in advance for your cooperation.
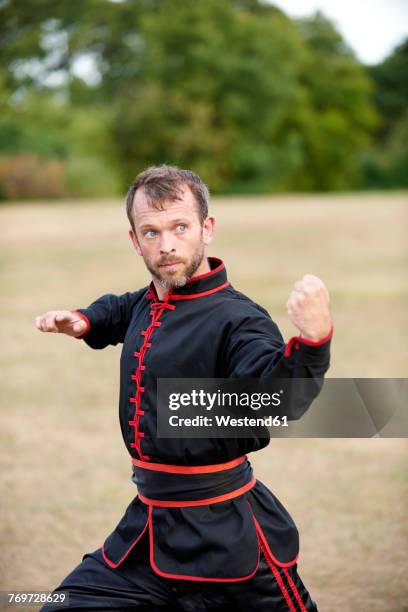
[270,0,407,64]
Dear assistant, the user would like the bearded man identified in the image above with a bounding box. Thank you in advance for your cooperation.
[36,164,332,611]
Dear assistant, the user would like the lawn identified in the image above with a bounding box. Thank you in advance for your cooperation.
[1,192,407,611]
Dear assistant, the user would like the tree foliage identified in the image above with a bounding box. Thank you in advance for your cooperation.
[0,0,403,197]
[362,40,408,188]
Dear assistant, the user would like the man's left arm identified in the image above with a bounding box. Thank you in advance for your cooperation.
[224,275,333,419]
[282,273,333,376]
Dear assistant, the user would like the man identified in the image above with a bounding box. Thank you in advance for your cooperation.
[36,165,332,611]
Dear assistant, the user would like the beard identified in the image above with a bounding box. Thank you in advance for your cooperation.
[143,242,205,290]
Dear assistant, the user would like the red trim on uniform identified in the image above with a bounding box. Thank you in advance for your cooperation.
[148,505,260,582]
[130,258,227,458]
[170,281,230,301]
[146,258,227,302]
[185,258,224,283]
[139,477,256,507]
[147,283,173,304]
[249,508,298,568]
[132,455,246,474]
[284,324,334,358]
[71,310,91,339]
[130,298,176,461]
[259,538,297,612]
[283,567,308,612]
[251,507,298,611]
[101,514,149,569]
[146,288,158,303]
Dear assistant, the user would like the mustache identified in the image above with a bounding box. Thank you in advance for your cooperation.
[158,257,184,266]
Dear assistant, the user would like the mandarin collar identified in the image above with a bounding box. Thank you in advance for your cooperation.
[147,257,229,302]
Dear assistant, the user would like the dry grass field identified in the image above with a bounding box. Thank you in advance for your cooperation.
[1,193,407,611]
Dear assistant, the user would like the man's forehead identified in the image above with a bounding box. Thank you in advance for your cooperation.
[132,185,198,223]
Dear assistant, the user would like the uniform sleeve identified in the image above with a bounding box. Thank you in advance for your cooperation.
[72,290,143,349]
[224,305,333,419]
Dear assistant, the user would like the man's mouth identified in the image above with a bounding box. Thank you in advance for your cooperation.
[159,261,182,269]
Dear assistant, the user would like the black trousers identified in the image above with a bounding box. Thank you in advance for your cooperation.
[41,531,318,611]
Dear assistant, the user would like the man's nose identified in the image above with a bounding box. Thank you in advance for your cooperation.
[159,232,176,254]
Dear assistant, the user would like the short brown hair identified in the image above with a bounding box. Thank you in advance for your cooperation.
[126,164,210,232]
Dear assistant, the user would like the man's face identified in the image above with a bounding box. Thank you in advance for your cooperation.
[129,185,215,290]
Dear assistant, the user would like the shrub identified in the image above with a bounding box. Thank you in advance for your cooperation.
[0,155,66,200]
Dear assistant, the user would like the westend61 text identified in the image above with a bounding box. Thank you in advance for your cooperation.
[169,415,289,427]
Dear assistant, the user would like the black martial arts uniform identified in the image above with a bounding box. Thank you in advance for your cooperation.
[41,257,332,611]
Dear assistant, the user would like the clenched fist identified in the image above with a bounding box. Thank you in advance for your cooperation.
[286,274,332,342]
[35,310,88,338]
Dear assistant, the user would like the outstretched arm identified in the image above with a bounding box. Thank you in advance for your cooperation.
[34,290,144,349]
[35,310,88,338]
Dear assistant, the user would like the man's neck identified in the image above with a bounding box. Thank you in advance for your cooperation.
[153,256,211,300]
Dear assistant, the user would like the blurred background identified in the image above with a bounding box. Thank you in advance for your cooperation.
[0,0,407,198]
[1,1,407,611]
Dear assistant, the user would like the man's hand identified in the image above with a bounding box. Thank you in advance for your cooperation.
[35,310,88,338]
[286,274,332,342]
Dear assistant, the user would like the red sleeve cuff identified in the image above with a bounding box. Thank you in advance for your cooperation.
[284,324,333,358]
[71,310,91,339]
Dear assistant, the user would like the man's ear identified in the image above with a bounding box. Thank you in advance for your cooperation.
[202,216,216,246]
[129,228,142,256]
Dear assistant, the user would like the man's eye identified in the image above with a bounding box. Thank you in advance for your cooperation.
[145,230,157,238]
[177,224,187,232]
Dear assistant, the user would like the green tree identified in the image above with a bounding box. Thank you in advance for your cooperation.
[0,0,381,195]
[360,39,408,188]
[368,39,408,141]
[110,0,310,191]
[291,12,378,190]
